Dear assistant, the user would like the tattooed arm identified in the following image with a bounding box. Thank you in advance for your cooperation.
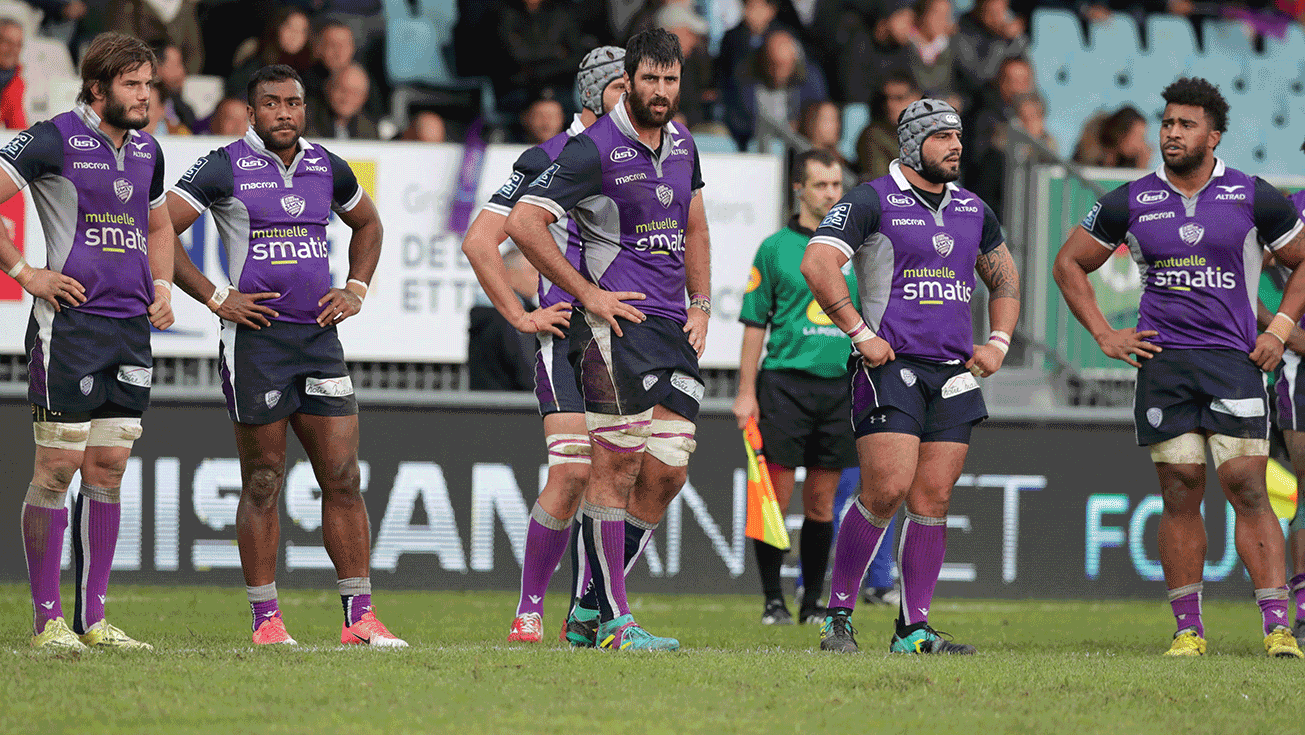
[970,242,1021,377]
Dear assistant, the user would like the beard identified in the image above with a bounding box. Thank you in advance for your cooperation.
[103,96,148,131]
[628,88,679,128]
[1163,143,1207,176]
[917,151,961,184]
[255,121,304,152]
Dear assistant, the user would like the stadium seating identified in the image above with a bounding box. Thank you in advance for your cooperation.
[840,102,868,163]
[182,75,224,120]
[382,0,495,125]
[694,132,738,154]
[0,0,42,42]
[19,36,75,124]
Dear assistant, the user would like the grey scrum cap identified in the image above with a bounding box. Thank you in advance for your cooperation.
[578,46,626,117]
[897,98,962,170]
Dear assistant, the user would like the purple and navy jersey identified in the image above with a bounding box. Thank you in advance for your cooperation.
[0,105,166,319]
[518,98,705,324]
[810,160,1004,364]
[171,129,362,324]
[1082,158,1301,353]
[484,115,585,310]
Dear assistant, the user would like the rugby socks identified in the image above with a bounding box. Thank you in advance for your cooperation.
[338,577,371,627]
[247,582,280,632]
[72,483,120,634]
[580,502,631,621]
[577,512,657,613]
[516,503,571,617]
[799,518,834,611]
[898,512,947,627]
[22,484,67,634]
[1291,573,1305,623]
[567,512,591,615]
[1255,586,1291,635]
[754,538,785,603]
[1167,582,1204,637]
[827,499,891,613]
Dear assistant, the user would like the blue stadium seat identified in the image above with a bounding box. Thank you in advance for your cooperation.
[1264,23,1305,61]
[1201,18,1256,57]
[1085,14,1142,103]
[383,0,496,121]
[840,103,869,163]
[694,132,739,154]
[1030,10,1087,132]
[1144,15,1196,83]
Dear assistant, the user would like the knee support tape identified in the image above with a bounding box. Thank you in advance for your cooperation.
[87,417,143,448]
[1208,434,1268,468]
[33,421,91,451]
[1149,433,1205,465]
[546,433,591,466]
[585,408,653,453]
[645,419,697,467]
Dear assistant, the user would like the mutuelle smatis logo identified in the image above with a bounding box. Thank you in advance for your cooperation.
[902,266,973,305]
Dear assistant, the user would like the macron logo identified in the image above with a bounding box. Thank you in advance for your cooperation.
[98,595,106,604]
[41,601,55,610]
[835,593,849,601]
[528,596,541,604]
[918,608,929,617]
[1216,185,1244,193]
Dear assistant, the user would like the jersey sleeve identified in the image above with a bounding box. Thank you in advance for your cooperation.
[149,142,167,209]
[978,200,1005,254]
[738,239,774,327]
[518,134,604,219]
[169,148,234,214]
[1252,177,1303,250]
[691,145,704,191]
[1080,184,1131,248]
[324,149,363,213]
[0,121,62,188]
[485,146,553,216]
[809,185,881,259]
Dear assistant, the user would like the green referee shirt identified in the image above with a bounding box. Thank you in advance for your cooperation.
[739,216,860,379]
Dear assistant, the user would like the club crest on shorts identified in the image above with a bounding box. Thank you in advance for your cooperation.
[1146,407,1163,428]
[932,232,954,257]
[656,184,673,208]
[79,375,93,395]
[1179,223,1204,247]
[281,195,305,218]
[113,178,133,203]
[264,390,282,408]
[899,368,917,387]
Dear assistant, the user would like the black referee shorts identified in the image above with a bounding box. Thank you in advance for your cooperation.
[757,368,857,469]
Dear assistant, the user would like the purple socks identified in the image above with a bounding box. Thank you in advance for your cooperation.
[827,499,890,612]
[247,582,280,631]
[581,502,631,622]
[1256,586,1291,635]
[898,512,947,626]
[339,576,372,626]
[1167,582,1204,637]
[516,503,572,616]
[72,483,121,634]
[22,485,67,634]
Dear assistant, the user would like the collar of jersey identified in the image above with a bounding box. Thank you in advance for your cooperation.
[567,113,585,136]
[1155,156,1226,200]
[888,159,958,193]
[610,93,680,164]
[74,103,142,150]
[243,128,315,173]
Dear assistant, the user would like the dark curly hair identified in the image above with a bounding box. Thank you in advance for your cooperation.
[1161,77,1228,133]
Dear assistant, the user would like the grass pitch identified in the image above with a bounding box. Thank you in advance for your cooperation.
[1,585,1301,734]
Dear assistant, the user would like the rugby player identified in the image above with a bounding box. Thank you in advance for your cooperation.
[0,32,173,650]
[505,28,710,651]
[463,46,627,644]
[1054,77,1305,657]
[802,98,1019,654]
[733,148,855,626]
[167,65,404,647]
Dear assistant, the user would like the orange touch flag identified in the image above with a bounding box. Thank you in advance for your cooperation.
[744,417,791,550]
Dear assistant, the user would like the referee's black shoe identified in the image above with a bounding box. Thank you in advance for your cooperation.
[761,599,793,626]
[819,609,858,652]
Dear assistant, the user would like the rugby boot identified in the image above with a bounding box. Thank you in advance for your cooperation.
[761,599,793,626]
[1293,618,1305,647]
[819,611,858,653]
[79,619,153,650]
[507,612,543,643]
[341,610,408,648]
[1163,629,1206,656]
[890,622,976,654]
[798,604,827,626]
[1265,627,1304,658]
[253,615,297,645]
[31,617,87,652]
[564,606,599,648]
[597,614,679,651]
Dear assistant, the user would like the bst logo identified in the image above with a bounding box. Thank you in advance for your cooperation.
[69,135,100,150]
